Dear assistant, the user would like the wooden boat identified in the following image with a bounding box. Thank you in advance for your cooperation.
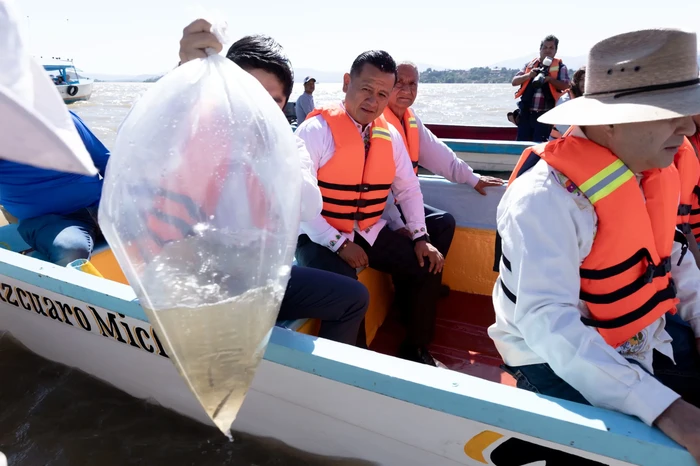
[0,174,694,465]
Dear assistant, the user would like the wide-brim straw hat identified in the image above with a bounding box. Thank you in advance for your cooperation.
[539,29,700,126]
[0,0,97,175]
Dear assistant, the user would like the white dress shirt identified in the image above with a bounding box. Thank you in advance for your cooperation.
[216,135,322,227]
[294,102,426,252]
[382,112,481,230]
[490,126,700,427]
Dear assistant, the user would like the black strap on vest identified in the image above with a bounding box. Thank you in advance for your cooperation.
[322,196,388,208]
[580,281,677,329]
[579,256,672,304]
[320,209,383,221]
[674,228,689,266]
[318,180,392,192]
[493,151,541,272]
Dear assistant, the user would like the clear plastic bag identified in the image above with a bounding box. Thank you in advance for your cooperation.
[98,21,301,435]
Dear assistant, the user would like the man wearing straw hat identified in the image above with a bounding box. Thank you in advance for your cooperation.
[491,29,700,460]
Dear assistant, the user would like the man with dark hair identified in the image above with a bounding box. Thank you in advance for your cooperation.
[295,76,316,123]
[512,34,571,142]
[177,19,369,346]
[295,50,446,366]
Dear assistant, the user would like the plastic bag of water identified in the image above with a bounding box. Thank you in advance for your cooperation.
[98,20,301,435]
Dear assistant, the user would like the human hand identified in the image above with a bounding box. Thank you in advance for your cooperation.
[179,19,223,65]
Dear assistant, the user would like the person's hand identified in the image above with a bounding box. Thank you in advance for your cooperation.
[338,241,369,269]
[474,176,505,195]
[179,19,223,65]
[655,398,700,464]
[529,69,539,78]
[414,241,444,274]
[395,227,413,239]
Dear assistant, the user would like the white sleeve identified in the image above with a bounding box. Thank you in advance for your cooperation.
[296,136,322,222]
[497,180,679,426]
[389,126,426,239]
[416,117,480,187]
[671,239,700,337]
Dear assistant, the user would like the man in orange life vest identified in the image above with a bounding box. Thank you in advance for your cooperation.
[492,29,700,461]
[295,51,445,366]
[382,61,504,238]
[512,35,571,142]
[172,20,370,346]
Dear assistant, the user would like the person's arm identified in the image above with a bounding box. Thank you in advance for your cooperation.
[295,117,347,252]
[70,111,110,177]
[296,135,322,222]
[381,192,406,231]
[671,237,700,338]
[512,63,535,87]
[389,129,426,239]
[546,63,571,91]
[497,177,680,426]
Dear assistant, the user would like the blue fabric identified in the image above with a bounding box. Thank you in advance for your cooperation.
[17,206,100,266]
[0,110,109,221]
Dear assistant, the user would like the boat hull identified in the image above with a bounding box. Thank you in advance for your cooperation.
[0,179,695,465]
[57,81,93,103]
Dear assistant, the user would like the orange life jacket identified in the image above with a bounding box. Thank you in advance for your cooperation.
[383,107,420,174]
[685,134,700,242]
[502,137,680,349]
[674,137,699,237]
[514,57,566,104]
[133,114,269,262]
[306,104,395,233]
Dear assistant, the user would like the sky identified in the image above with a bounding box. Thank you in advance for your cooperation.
[16,0,700,76]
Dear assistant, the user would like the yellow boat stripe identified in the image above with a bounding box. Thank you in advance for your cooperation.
[578,159,625,192]
[588,169,634,204]
[464,430,504,463]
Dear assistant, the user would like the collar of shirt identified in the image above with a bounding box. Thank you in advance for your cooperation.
[339,101,372,138]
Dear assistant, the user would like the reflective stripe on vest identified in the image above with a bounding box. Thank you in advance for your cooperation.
[514,57,566,103]
[383,107,420,174]
[307,104,395,233]
[500,136,679,349]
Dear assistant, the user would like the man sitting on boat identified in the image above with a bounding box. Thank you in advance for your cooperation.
[174,20,370,347]
[0,110,109,267]
[512,35,571,143]
[295,51,445,366]
[492,29,700,461]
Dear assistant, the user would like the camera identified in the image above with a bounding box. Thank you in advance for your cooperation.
[531,56,553,89]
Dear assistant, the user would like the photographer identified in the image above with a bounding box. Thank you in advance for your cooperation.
[512,35,570,142]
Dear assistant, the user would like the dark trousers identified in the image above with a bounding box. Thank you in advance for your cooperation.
[516,109,553,143]
[296,224,443,347]
[503,313,700,408]
[393,204,456,319]
[277,265,369,346]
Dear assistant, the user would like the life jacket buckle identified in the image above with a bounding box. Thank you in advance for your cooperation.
[643,257,671,284]
[678,204,692,216]
[352,212,365,221]
[682,223,693,235]
[359,184,371,192]
[355,199,369,208]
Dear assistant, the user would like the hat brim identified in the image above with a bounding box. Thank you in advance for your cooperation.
[0,59,97,176]
[538,83,700,126]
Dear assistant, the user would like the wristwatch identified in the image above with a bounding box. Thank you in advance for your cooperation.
[412,234,431,245]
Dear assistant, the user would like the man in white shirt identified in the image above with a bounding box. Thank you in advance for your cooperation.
[295,50,445,366]
[295,76,316,123]
[382,62,505,270]
[491,29,700,462]
[177,20,369,346]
